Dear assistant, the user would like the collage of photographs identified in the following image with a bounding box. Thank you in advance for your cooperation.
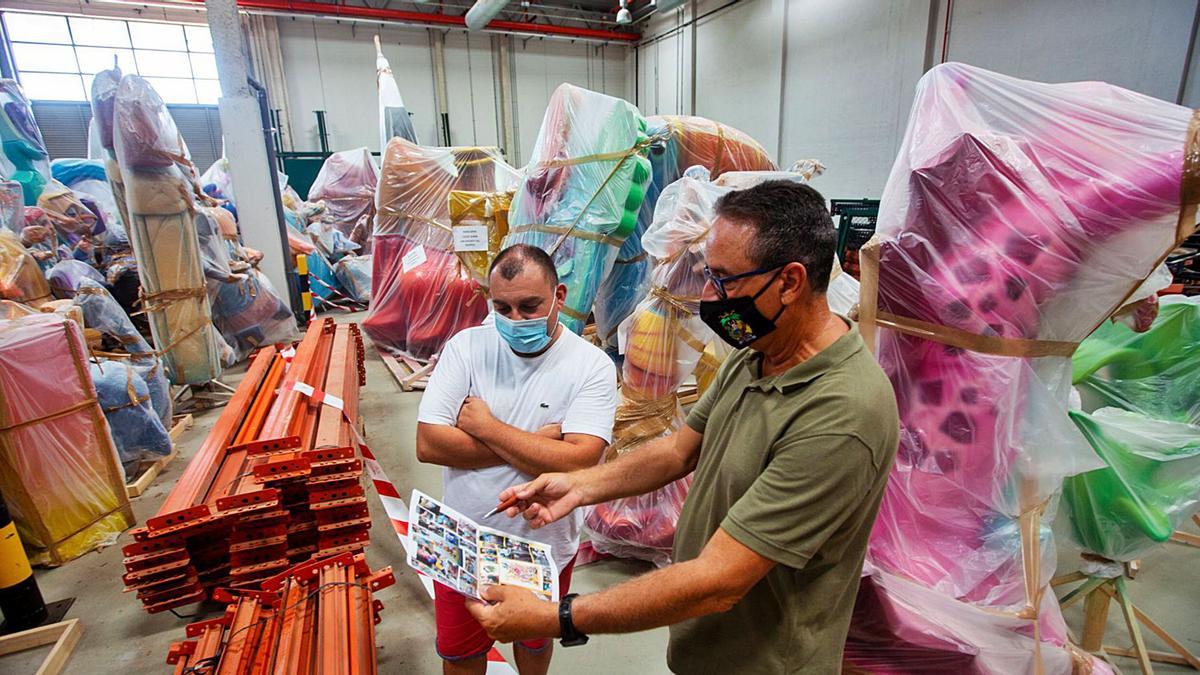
[408,490,559,603]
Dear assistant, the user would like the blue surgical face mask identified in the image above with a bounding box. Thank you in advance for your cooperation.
[494,297,557,354]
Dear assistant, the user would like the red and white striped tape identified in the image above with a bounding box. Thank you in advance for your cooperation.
[291,381,518,674]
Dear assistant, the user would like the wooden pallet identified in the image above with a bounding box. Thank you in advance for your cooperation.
[0,619,82,675]
[376,347,435,392]
[126,414,195,498]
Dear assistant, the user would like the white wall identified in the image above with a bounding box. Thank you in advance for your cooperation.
[512,38,628,164]
[277,18,629,165]
[637,0,1200,200]
[278,19,437,154]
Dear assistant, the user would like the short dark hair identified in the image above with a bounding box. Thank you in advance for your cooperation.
[714,180,836,293]
[490,243,559,286]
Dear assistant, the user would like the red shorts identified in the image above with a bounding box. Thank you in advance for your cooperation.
[434,556,576,661]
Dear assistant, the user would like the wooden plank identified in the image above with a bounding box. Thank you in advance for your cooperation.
[1112,577,1153,675]
[0,623,67,657]
[1080,581,1113,653]
[1050,571,1087,588]
[1105,647,1193,668]
[126,415,195,498]
[376,348,410,390]
[170,414,195,442]
[1100,583,1200,669]
[1168,530,1200,548]
[36,619,81,675]
[0,618,82,675]
[376,347,433,392]
[400,359,435,392]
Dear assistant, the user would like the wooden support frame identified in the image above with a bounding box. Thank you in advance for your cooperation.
[376,347,434,392]
[126,415,195,498]
[1053,564,1200,674]
[1169,515,1200,549]
[0,619,83,675]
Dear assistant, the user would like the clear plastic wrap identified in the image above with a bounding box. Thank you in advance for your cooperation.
[279,188,318,257]
[1060,295,1200,561]
[860,62,1197,670]
[36,179,99,267]
[1,180,25,233]
[588,171,811,565]
[308,148,380,254]
[51,158,133,257]
[844,563,1106,675]
[20,206,61,272]
[196,207,297,358]
[1062,408,1200,562]
[114,74,225,384]
[1073,295,1199,423]
[0,79,51,205]
[89,358,171,471]
[47,259,105,298]
[375,36,418,148]
[364,139,519,359]
[71,278,171,428]
[308,216,361,262]
[594,115,777,348]
[199,156,236,203]
[0,313,132,565]
[89,69,132,233]
[504,84,653,334]
[334,254,372,304]
[305,247,354,311]
[0,228,51,306]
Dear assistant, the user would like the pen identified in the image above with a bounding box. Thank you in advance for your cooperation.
[483,495,519,519]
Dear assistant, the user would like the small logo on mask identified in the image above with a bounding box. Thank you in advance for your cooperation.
[719,311,754,344]
[539,403,549,408]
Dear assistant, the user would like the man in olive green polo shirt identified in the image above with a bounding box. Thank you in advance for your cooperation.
[466,180,900,673]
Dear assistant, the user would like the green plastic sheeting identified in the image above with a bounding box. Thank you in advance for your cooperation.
[1072,298,1200,424]
[1063,297,1200,561]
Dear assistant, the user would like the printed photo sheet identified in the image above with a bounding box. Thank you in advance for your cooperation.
[407,489,559,602]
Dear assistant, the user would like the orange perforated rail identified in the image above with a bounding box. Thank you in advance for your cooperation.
[121,321,370,614]
[164,554,394,674]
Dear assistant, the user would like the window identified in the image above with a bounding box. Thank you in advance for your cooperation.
[2,12,220,105]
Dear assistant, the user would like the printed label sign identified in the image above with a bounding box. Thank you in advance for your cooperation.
[401,245,427,273]
[453,225,490,252]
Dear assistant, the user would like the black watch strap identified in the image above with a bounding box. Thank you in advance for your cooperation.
[558,593,588,647]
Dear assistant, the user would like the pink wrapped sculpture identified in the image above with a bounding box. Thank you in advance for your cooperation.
[853,62,1197,672]
[308,148,379,254]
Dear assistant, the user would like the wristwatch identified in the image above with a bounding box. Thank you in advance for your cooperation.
[558,593,589,647]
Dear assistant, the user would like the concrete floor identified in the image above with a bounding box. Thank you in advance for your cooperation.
[7,313,1199,674]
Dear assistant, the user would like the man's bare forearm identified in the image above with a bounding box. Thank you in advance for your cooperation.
[471,422,601,476]
[416,423,506,469]
[570,557,741,634]
[573,431,697,507]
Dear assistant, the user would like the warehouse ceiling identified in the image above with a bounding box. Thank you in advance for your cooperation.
[350,0,648,32]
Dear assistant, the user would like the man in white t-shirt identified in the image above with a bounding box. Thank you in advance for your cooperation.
[416,243,618,675]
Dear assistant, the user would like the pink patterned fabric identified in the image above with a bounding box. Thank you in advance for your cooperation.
[854,63,1194,672]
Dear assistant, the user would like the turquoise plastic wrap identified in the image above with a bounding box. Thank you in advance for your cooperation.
[593,115,777,349]
[504,84,652,333]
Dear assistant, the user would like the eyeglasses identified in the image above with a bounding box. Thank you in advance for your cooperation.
[702,264,784,300]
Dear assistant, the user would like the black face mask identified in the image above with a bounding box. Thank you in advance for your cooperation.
[699,269,786,348]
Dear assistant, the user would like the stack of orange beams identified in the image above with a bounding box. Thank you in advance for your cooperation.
[120,319,371,613]
[164,552,395,674]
